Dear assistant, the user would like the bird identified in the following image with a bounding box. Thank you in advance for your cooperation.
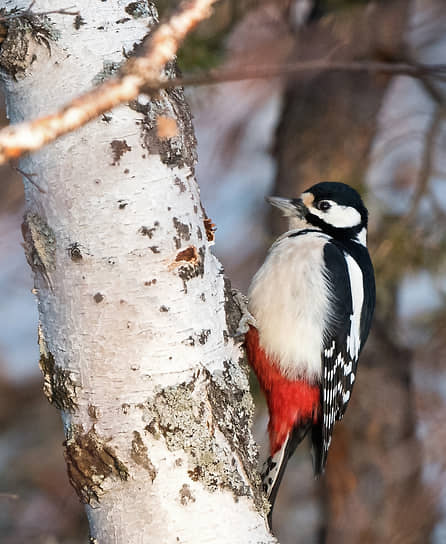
[244,181,375,525]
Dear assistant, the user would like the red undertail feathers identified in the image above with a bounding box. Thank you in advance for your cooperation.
[245,326,320,454]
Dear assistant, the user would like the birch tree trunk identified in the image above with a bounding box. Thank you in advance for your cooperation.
[0,1,274,541]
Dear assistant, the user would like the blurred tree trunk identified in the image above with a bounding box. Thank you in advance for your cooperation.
[272,1,436,542]
[0,1,275,542]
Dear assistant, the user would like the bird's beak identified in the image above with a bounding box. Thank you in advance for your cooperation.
[266,196,308,219]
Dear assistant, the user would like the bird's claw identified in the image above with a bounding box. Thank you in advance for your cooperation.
[230,288,256,340]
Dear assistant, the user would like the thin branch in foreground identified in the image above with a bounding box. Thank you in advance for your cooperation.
[0,0,219,165]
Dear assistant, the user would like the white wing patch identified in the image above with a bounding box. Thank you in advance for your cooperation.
[261,435,289,498]
[324,340,336,357]
[345,253,364,360]
[356,227,367,246]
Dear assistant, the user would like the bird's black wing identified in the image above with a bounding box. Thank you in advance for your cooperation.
[312,240,375,475]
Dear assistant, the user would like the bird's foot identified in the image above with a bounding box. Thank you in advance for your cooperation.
[231,288,256,340]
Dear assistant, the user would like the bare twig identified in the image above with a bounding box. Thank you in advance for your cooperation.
[157,60,446,90]
[0,492,19,500]
[0,0,219,165]
[373,105,445,264]
[13,164,46,193]
[0,3,79,21]
[406,106,445,222]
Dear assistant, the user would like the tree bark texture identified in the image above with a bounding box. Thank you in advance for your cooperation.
[0,1,274,542]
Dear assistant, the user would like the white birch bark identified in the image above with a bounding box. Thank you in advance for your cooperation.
[0,1,274,542]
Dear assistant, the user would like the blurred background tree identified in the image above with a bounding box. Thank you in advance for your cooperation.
[1,0,445,542]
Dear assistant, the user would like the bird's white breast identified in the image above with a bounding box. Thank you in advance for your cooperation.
[248,231,331,382]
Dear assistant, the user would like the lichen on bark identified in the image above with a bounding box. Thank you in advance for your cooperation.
[139,373,260,503]
[125,1,157,20]
[206,361,266,512]
[38,325,77,412]
[21,212,56,287]
[131,431,157,481]
[130,83,197,170]
[0,10,59,77]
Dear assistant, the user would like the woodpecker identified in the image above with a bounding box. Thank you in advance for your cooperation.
[245,182,375,523]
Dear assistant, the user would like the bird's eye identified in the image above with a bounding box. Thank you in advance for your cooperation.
[318,200,331,212]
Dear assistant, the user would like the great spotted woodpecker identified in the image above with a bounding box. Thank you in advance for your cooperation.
[245,182,375,524]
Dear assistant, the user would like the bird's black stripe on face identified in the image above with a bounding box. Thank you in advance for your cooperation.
[305,213,363,242]
[288,228,322,238]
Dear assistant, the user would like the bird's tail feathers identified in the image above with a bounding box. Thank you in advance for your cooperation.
[311,421,327,477]
[262,421,312,528]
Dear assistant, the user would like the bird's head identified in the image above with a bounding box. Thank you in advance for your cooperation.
[267,182,368,244]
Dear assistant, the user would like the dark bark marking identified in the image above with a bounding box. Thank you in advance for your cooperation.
[39,349,77,412]
[175,245,198,264]
[88,404,100,420]
[174,176,186,193]
[64,426,129,504]
[22,212,56,287]
[139,222,158,238]
[125,1,157,19]
[93,292,104,303]
[0,11,58,77]
[198,329,211,345]
[68,242,83,262]
[130,82,197,170]
[182,335,195,347]
[110,139,131,165]
[203,217,216,243]
[93,60,122,85]
[131,431,157,481]
[159,305,169,312]
[149,246,160,253]
[177,247,205,293]
[179,483,195,505]
[173,217,191,242]
[74,15,86,29]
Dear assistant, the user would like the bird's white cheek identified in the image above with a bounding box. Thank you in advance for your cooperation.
[311,204,362,228]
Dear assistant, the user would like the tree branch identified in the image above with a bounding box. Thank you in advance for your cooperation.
[158,60,446,90]
[0,0,219,164]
